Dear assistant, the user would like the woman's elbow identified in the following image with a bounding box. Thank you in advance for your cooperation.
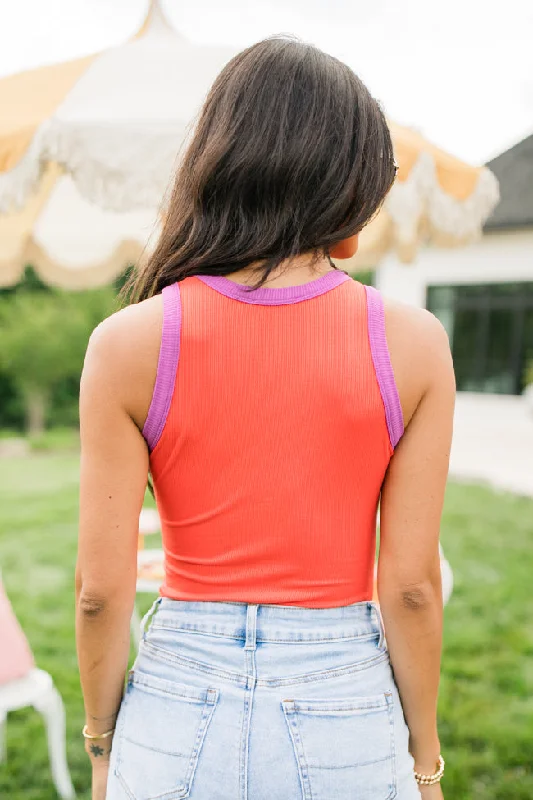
[77,587,110,618]
[77,578,135,620]
[379,578,442,612]
[399,583,438,611]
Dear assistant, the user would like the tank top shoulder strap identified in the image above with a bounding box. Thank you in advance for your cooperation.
[141,279,403,452]
[363,284,404,449]
[142,282,181,453]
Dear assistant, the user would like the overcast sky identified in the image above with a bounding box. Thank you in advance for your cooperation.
[2,0,532,165]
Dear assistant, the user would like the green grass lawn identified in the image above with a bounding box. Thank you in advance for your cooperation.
[0,453,532,799]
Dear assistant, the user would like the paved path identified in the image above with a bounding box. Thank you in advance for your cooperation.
[450,393,533,497]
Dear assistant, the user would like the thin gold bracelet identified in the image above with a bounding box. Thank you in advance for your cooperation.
[82,724,115,740]
[414,755,445,786]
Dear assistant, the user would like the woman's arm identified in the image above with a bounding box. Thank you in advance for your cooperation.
[76,301,160,790]
[378,308,455,784]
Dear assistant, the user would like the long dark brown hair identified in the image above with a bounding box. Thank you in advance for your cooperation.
[128,36,395,301]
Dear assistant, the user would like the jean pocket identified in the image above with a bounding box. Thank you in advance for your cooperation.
[282,691,396,800]
[115,670,219,800]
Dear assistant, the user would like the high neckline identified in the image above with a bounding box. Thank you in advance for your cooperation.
[196,270,350,305]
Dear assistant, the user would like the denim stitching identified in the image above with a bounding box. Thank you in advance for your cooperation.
[282,702,313,800]
[385,692,398,800]
[282,691,397,798]
[260,633,377,644]
[142,641,248,686]
[290,697,391,713]
[257,650,389,687]
[132,672,219,704]
[120,737,190,758]
[142,639,389,688]
[183,699,218,798]
[307,753,392,769]
[151,621,379,644]
[240,605,258,800]
[239,690,250,800]
[117,771,138,800]
[115,679,218,800]
[151,624,244,642]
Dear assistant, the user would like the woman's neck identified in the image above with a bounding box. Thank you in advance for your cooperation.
[224,255,334,288]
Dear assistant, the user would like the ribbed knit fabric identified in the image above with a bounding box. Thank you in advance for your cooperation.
[147,274,402,608]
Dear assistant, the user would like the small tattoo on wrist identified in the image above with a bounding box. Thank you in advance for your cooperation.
[90,744,106,758]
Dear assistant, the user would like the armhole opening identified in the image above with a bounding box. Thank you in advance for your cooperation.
[364,285,404,449]
[142,283,181,453]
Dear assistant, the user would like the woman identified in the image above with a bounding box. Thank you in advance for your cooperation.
[76,37,454,800]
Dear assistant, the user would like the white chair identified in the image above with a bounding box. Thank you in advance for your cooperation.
[0,668,75,799]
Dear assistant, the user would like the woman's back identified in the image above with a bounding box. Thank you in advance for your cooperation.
[148,273,402,607]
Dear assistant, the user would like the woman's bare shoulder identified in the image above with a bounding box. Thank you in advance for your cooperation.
[83,295,163,430]
[87,295,163,372]
[382,295,453,427]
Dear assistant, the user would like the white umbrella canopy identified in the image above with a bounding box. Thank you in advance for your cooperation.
[0,1,233,287]
[0,2,234,212]
[0,165,159,288]
[0,0,499,288]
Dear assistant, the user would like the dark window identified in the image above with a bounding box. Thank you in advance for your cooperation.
[426,282,533,395]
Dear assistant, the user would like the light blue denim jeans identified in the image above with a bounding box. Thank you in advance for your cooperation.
[106,598,421,800]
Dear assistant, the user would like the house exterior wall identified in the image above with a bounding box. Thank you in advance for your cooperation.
[376,230,533,307]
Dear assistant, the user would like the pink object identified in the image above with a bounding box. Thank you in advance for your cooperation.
[0,580,34,685]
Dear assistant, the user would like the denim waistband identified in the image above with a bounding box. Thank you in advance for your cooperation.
[147,598,384,646]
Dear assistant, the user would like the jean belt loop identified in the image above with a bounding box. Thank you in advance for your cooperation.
[244,604,258,651]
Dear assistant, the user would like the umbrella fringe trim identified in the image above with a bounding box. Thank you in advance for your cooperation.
[0,118,185,214]
[0,128,500,259]
[0,237,148,289]
[385,151,500,244]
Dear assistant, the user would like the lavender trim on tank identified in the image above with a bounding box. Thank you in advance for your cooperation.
[142,283,181,452]
[197,271,350,305]
[364,285,404,449]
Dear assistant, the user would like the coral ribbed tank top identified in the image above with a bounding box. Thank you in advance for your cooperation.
[144,272,403,608]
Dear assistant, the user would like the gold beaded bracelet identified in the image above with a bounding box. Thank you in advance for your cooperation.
[82,724,115,740]
[414,755,445,786]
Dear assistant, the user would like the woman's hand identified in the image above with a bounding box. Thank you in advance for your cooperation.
[91,761,110,800]
[85,736,112,800]
[419,784,444,800]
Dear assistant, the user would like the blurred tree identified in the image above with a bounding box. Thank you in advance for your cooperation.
[0,265,50,297]
[351,269,375,286]
[0,288,115,435]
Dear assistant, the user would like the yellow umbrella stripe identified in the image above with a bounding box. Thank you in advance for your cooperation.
[0,55,96,174]
[0,0,154,175]
[389,122,481,201]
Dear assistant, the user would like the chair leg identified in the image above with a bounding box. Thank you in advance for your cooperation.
[0,711,6,764]
[33,683,76,799]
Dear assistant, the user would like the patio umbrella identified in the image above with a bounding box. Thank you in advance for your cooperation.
[0,1,233,288]
[352,121,500,268]
[0,164,159,288]
[0,0,499,288]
